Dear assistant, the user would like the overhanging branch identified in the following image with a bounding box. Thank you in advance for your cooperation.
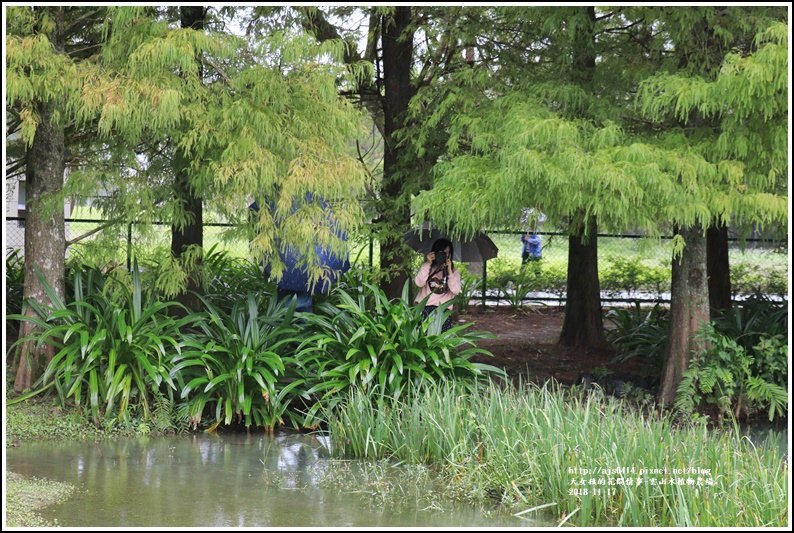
[65,219,125,249]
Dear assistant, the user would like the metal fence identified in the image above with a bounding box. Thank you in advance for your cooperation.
[5,216,788,305]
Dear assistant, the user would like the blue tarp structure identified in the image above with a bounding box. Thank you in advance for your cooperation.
[249,196,350,311]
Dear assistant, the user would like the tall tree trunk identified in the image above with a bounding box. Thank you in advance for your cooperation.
[14,9,67,392]
[657,11,728,404]
[707,222,732,318]
[559,216,607,348]
[378,6,414,299]
[559,8,605,348]
[657,224,710,405]
[170,6,206,313]
[170,150,203,312]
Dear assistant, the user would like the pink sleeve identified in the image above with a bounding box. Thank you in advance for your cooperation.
[447,268,462,295]
[415,262,431,287]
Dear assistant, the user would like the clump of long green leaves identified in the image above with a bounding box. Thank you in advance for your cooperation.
[175,293,307,432]
[326,380,787,527]
[8,264,193,423]
[298,281,503,413]
[712,294,787,354]
[606,303,669,378]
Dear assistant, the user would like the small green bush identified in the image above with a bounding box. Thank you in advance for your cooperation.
[8,265,193,424]
[674,323,787,421]
[601,256,670,297]
[731,262,788,297]
[605,304,668,377]
[298,282,503,414]
[176,293,306,431]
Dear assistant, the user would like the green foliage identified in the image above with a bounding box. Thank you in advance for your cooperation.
[730,262,788,298]
[298,282,503,412]
[600,256,670,298]
[6,249,25,317]
[6,398,106,443]
[675,323,787,421]
[151,391,190,435]
[199,245,275,314]
[8,265,193,423]
[506,265,546,310]
[712,294,787,352]
[635,17,788,232]
[487,258,569,306]
[329,379,787,526]
[6,8,88,144]
[749,335,787,390]
[606,304,668,377]
[175,293,306,431]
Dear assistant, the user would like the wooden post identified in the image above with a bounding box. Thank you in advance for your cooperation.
[481,259,487,308]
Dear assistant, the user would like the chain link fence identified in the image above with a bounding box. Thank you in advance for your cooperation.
[5,217,788,305]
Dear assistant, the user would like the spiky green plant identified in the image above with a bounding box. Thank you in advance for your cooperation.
[326,379,787,527]
[8,264,192,423]
[174,293,306,431]
[606,303,668,377]
[297,281,504,415]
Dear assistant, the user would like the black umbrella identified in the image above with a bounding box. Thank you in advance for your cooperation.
[403,226,498,263]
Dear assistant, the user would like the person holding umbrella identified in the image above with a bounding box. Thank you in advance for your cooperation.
[414,238,461,331]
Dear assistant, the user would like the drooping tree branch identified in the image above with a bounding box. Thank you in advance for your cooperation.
[65,219,125,248]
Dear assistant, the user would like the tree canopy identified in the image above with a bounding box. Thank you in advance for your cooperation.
[8,6,370,293]
[411,10,788,247]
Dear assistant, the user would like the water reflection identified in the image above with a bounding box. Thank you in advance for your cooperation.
[740,426,788,460]
[7,432,526,527]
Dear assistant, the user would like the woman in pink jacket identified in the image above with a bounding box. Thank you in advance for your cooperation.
[414,238,461,331]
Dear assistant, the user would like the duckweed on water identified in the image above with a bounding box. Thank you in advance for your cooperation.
[6,397,172,444]
[6,472,76,527]
[6,398,105,443]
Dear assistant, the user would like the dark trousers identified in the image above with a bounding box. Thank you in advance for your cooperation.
[522,252,540,264]
[422,305,453,332]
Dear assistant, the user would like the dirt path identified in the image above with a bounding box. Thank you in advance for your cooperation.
[459,306,647,385]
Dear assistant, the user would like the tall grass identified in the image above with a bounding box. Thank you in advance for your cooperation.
[326,381,787,527]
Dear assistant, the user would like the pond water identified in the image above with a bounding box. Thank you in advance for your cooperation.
[740,425,788,459]
[6,432,537,527]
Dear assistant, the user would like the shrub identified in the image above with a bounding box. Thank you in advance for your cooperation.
[536,263,568,300]
[730,262,787,298]
[487,259,567,306]
[601,256,670,298]
[712,294,787,354]
[297,282,503,413]
[605,303,668,378]
[200,245,275,314]
[674,323,787,421]
[8,265,192,423]
[175,293,306,431]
